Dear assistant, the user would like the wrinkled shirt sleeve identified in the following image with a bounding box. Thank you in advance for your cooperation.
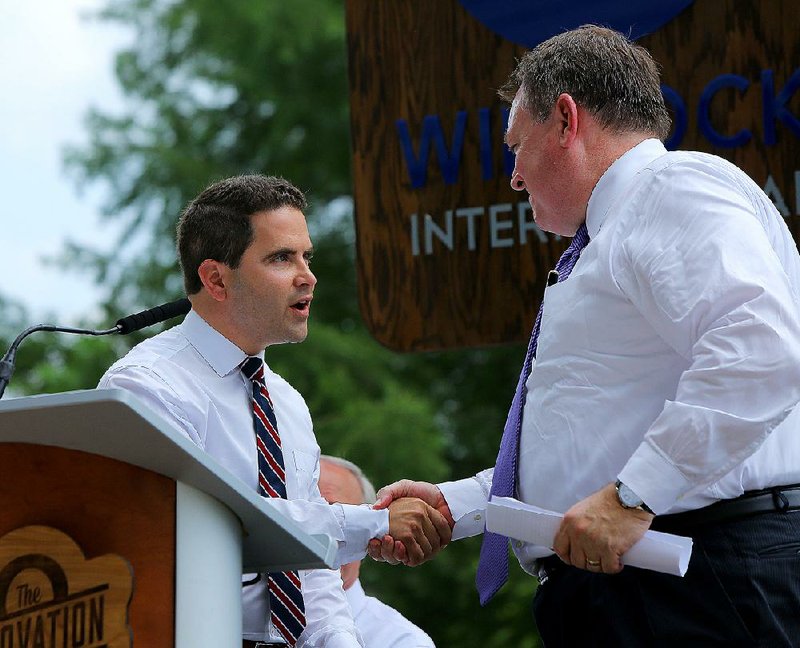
[615,165,800,513]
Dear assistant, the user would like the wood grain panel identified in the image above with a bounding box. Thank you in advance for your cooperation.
[347,0,800,351]
[0,444,175,647]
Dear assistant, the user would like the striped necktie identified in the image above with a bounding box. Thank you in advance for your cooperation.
[475,223,591,605]
[241,356,307,646]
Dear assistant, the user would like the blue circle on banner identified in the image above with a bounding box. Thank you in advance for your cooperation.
[456,0,696,47]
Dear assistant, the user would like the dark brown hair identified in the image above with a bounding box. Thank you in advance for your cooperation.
[177,174,307,294]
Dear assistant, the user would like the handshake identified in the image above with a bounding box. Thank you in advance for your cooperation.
[369,480,454,567]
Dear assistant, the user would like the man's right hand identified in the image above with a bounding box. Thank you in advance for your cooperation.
[385,496,452,566]
[370,480,455,565]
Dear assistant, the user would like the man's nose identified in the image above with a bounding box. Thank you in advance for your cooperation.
[510,172,525,192]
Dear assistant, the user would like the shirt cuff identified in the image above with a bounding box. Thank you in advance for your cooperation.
[438,472,490,540]
[618,440,691,514]
[335,503,389,564]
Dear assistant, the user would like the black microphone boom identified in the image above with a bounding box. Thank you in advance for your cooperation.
[115,298,191,334]
[0,298,191,399]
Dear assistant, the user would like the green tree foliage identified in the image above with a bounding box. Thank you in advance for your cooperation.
[3,0,542,644]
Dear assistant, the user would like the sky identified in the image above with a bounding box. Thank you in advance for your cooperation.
[0,1,127,326]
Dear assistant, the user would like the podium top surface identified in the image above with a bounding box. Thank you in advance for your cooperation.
[0,389,336,572]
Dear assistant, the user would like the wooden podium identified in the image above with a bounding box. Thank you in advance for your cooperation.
[0,389,336,647]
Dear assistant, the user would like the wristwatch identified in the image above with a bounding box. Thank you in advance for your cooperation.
[615,479,654,514]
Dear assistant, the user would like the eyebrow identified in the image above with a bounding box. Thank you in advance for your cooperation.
[265,246,314,260]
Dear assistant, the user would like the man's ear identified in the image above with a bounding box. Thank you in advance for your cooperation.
[197,259,229,302]
[555,93,579,147]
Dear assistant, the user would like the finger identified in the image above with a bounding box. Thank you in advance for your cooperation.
[418,508,441,555]
[568,543,584,568]
[374,480,412,509]
[428,508,452,545]
[584,556,602,572]
[604,553,624,574]
[372,491,394,510]
[552,529,570,565]
[393,540,407,564]
[407,516,434,565]
[402,535,425,567]
[379,535,401,565]
[367,539,383,562]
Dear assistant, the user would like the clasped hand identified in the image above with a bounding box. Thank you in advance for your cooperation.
[371,480,455,566]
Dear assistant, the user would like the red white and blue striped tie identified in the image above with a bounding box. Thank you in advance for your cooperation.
[241,356,306,646]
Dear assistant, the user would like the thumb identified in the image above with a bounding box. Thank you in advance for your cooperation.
[373,480,413,510]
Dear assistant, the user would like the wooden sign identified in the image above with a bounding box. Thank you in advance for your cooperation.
[345,0,800,351]
[0,526,132,647]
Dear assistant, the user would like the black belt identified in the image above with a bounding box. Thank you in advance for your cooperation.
[535,483,800,584]
[651,483,800,533]
[243,641,285,647]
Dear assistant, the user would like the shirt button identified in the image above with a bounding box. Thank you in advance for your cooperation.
[516,541,523,548]
[474,514,482,521]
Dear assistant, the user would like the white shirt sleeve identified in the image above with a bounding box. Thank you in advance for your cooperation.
[263,498,389,568]
[99,365,205,446]
[615,164,800,513]
[298,569,364,648]
[437,468,493,540]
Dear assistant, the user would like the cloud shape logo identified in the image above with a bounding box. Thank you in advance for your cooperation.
[457,0,695,47]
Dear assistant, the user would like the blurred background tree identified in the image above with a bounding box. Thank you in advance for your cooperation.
[0,0,540,644]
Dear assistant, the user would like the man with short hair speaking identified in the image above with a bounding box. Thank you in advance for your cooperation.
[100,174,450,647]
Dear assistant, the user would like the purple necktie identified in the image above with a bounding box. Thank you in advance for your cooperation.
[241,356,307,646]
[475,223,590,605]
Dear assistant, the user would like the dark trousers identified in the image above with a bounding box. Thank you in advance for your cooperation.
[532,511,800,647]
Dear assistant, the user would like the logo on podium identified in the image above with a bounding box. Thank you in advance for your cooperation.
[0,526,133,647]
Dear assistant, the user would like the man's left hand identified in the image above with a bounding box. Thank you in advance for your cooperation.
[551,482,654,574]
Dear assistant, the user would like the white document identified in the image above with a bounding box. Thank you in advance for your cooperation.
[486,496,693,577]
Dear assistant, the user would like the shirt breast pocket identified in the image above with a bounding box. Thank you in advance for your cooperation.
[287,448,318,498]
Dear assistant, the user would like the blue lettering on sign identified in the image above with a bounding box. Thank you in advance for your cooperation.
[661,85,687,151]
[698,74,752,148]
[397,107,513,187]
[762,68,800,145]
[396,112,468,188]
[398,69,800,188]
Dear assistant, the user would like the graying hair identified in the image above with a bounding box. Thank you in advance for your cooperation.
[320,455,377,504]
[499,25,671,140]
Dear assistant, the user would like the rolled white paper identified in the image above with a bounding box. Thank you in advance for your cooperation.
[486,495,693,577]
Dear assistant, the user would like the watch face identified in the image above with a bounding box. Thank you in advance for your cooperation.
[617,482,643,508]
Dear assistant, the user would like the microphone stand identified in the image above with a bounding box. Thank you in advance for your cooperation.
[0,298,190,400]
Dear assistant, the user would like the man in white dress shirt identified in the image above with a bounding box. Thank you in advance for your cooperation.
[318,456,435,648]
[370,26,800,646]
[98,174,450,647]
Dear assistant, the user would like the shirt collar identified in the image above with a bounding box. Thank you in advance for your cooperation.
[585,138,667,239]
[344,579,368,616]
[181,309,261,377]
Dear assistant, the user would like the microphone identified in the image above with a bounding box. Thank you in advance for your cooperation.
[0,298,191,399]
[115,298,191,334]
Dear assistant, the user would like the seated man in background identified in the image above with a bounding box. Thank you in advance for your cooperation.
[319,456,436,648]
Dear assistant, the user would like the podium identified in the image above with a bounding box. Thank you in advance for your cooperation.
[0,389,336,647]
